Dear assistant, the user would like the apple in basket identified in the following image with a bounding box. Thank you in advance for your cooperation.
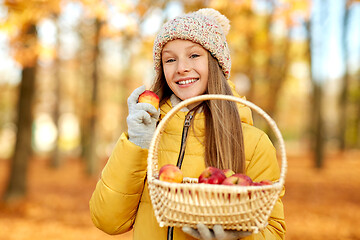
[251,182,262,186]
[222,173,253,186]
[198,167,227,184]
[138,90,159,110]
[250,180,273,196]
[159,164,183,183]
[251,179,273,186]
[222,169,235,178]
[260,180,273,185]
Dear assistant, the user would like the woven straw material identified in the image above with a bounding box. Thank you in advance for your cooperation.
[147,94,287,234]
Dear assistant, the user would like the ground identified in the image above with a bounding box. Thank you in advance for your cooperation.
[0,151,359,240]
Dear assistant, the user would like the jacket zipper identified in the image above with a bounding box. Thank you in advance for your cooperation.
[176,111,194,168]
[168,111,194,240]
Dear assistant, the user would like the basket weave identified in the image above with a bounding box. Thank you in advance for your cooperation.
[147,94,287,233]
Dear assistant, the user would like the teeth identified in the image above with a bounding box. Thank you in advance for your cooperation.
[177,79,197,85]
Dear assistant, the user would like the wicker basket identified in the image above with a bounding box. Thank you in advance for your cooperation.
[147,94,287,233]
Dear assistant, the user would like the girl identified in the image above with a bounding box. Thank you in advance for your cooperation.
[90,8,286,240]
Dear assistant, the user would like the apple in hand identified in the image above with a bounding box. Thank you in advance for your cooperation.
[159,164,183,183]
[222,173,253,186]
[222,169,235,178]
[198,167,227,184]
[138,90,160,110]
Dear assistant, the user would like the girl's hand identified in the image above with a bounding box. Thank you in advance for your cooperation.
[182,223,252,240]
[126,85,160,149]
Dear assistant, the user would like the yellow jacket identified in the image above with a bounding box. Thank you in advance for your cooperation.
[90,86,286,239]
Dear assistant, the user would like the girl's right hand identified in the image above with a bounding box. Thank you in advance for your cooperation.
[126,85,160,149]
[182,223,252,240]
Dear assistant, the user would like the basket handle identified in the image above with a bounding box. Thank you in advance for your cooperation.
[147,94,287,187]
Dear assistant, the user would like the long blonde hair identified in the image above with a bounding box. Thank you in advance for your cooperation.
[151,52,246,173]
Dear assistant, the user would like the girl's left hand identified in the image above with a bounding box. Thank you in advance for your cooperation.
[182,223,252,240]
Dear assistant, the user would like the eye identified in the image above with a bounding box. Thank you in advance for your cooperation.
[190,54,200,59]
[164,58,175,63]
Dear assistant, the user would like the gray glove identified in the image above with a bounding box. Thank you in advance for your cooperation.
[126,85,160,149]
[182,223,252,240]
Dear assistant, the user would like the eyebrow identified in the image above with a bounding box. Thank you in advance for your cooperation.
[162,43,202,54]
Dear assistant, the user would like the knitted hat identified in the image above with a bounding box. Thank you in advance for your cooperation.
[153,8,231,79]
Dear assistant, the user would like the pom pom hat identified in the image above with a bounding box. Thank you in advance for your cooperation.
[153,8,232,79]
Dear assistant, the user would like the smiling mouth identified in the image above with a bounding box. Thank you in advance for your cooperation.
[177,78,198,85]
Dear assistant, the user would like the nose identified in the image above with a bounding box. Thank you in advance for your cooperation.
[176,58,190,74]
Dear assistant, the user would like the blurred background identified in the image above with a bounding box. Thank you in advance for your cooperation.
[0,0,359,239]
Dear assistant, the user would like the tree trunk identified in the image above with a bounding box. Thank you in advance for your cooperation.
[264,1,290,138]
[313,83,324,168]
[356,81,360,148]
[307,0,327,168]
[78,20,92,163]
[354,56,360,148]
[346,4,360,148]
[3,65,37,201]
[266,39,290,117]
[85,18,101,175]
[338,0,350,151]
[51,15,62,168]
[245,9,256,101]
[3,24,38,201]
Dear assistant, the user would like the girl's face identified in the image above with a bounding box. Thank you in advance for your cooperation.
[162,39,209,104]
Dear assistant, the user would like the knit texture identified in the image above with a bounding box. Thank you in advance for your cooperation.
[153,8,231,79]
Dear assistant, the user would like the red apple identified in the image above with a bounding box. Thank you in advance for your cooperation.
[138,90,159,110]
[222,173,253,186]
[198,167,226,184]
[159,164,183,183]
[251,182,262,186]
[259,180,273,185]
[250,180,272,196]
[222,169,235,178]
[222,176,238,185]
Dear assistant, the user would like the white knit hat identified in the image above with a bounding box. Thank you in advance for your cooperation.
[153,8,231,79]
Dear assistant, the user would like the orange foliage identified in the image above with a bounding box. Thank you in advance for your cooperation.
[2,0,62,67]
[273,0,312,26]
[79,0,108,20]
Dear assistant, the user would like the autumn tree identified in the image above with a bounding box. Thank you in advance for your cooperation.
[4,24,38,201]
[1,0,62,201]
[339,0,360,150]
[50,14,62,168]
[305,0,328,168]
